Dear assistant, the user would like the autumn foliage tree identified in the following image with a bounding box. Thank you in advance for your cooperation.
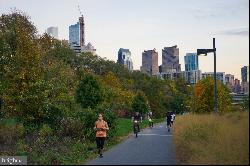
[191,77,232,113]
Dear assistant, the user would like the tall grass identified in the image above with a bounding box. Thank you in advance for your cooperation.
[173,111,249,165]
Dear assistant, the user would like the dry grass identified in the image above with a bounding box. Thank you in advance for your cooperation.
[173,111,249,165]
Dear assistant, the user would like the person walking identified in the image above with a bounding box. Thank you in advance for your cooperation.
[170,112,175,127]
[94,113,109,158]
[166,112,172,132]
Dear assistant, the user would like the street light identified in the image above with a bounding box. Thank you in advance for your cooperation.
[197,38,218,113]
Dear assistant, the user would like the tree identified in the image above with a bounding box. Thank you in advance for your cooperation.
[0,10,45,123]
[0,11,78,128]
[168,78,192,114]
[191,77,232,113]
[76,74,103,109]
[101,72,134,112]
[131,91,149,115]
[242,95,249,111]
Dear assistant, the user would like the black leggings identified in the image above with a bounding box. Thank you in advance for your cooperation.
[96,137,105,150]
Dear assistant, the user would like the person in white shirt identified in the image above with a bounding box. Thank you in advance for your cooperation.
[170,112,175,127]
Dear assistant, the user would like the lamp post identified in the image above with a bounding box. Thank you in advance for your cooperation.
[197,38,218,113]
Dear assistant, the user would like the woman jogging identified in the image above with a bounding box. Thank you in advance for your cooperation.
[94,113,109,158]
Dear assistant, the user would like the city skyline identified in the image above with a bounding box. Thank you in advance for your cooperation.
[0,0,249,79]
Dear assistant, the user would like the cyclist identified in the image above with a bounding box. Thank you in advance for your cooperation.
[131,112,142,134]
[148,111,153,128]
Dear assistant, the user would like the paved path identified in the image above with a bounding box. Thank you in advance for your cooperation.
[85,122,177,165]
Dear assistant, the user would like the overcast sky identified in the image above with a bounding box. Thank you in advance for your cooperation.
[0,0,249,79]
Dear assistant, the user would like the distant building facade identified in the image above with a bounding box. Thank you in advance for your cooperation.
[46,27,58,39]
[202,72,226,84]
[241,66,249,83]
[161,45,181,73]
[184,53,199,71]
[117,48,133,71]
[225,74,235,92]
[241,66,249,94]
[69,22,80,45]
[183,70,202,84]
[140,49,159,76]
[233,79,241,93]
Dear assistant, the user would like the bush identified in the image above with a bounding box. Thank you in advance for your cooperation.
[16,139,28,156]
[39,124,53,138]
[59,117,85,139]
[0,122,24,145]
[77,108,98,140]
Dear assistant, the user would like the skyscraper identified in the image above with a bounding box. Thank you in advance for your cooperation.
[69,15,96,54]
[69,22,80,45]
[140,49,159,76]
[69,15,85,46]
[241,66,249,94]
[79,15,85,46]
[241,66,249,83]
[184,53,199,71]
[46,27,58,39]
[117,48,133,71]
[161,45,181,73]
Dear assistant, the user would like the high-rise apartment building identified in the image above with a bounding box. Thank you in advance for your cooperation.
[46,27,58,39]
[241,66,249,94]
[225,74,235,92]
[161,45,181,73]
[69,15,85,46]
[183,70,202,84]
[233,79,241,93]
[117,48,133,71]
[202,72,226,84]
[69,15,96,54]
[241,66,249,83]
[140,49,159,76]
[184,53,199,71]
[69,22,80,45]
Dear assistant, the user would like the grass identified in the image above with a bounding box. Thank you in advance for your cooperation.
[173,111,249,165]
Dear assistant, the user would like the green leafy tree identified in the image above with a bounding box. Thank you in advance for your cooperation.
[0,10,45,123]
[131,91,149,114]
[76,74,103,109]
[241,95,249,111]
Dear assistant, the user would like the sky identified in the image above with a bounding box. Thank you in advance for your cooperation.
[0,0,249,79]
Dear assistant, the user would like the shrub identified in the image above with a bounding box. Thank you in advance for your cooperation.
[59,117,84,139]
[0,122,24,145]
[77,108,97,140]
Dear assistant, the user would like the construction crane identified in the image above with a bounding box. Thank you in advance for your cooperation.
[78,4,83,17]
